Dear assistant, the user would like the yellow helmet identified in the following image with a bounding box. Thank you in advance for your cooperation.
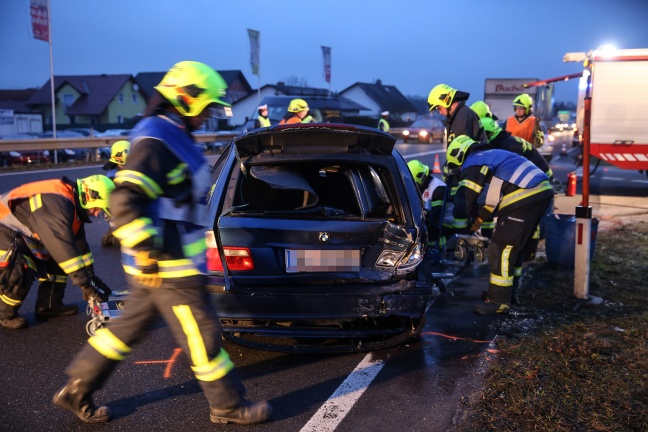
[154,61,232,117]
[428,84,456,111]
[446,135,477,170]
[109,140,130,165]
[407,160,430,185]
[513,93,533,115]
[470,101,493,119]
[288,98,309,113]
[77,175,115,217]
[480,117,502,142]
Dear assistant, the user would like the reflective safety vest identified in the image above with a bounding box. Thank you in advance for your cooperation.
[302,115,315,123]
[378,118,390,132]
[257,115,271,127]
[0,180,82,240]
[505,115,536,144]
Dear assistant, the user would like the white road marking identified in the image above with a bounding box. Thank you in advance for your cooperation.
[631,179,648,184]
[602,177,625,181]
[300,354,385,432]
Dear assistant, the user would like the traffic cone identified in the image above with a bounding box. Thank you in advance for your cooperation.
[433,154,442,174]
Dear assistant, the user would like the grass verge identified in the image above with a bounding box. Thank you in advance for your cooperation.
[457,221,648,432]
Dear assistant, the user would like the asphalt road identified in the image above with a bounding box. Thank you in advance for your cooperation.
[0,133,644,431]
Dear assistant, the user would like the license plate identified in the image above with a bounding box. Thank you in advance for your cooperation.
[285,249,361,273]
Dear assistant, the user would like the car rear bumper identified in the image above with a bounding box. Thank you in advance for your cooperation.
[206,278,436,320]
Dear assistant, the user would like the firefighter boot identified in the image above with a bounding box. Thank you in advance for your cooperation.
[0,314,28,329]
[208,371,272,425]
[35,281,79,319]
[474,285,513,315]
[52,378,111,423]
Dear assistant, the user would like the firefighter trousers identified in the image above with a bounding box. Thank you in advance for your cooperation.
[486,197,552,304]
[64,277,246,410]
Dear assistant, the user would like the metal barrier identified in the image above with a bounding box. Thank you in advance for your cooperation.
[0,133,239,163]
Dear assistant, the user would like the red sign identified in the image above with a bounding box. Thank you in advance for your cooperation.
[30,0,49,42]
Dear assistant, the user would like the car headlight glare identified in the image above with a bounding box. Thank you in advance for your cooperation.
[402,130,410,136]
[65,149,75,155]
[419,131,428,137]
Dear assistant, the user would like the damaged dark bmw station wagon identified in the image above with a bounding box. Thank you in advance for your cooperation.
[204,124,438,353]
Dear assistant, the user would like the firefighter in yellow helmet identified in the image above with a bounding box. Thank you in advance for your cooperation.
[446,135,553,314]
[427,84,487,145]
[504,93,544,147]
[100,140,130,247]
[0,175,114,329]
[469,100,498,121]
[53,61,272,425]
[279,98,315,124]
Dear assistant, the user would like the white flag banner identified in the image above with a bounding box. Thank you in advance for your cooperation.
[30,0,49,42]
[322,46,331,83]
[247,29,260,77]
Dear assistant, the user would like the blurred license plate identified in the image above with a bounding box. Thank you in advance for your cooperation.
[285,249,361,273]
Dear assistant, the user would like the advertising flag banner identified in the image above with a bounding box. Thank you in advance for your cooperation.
[247,29,260,77]
[30,0,49,42]
[322,46,332,83]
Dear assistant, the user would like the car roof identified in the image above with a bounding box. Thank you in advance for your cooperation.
[233,123,395,158]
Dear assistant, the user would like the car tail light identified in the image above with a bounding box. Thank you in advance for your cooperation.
[205,230,254,271]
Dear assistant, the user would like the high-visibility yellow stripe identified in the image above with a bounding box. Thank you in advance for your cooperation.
[191,349,234,382]
[459,179,482,194]
[172,305,209,367]
[115,170,163,199]
[159,259,200,278]
[500,245,512,279]
[182,238,206,258]
[453,218,468,228]
[167,163,187,185]
[1,294,22,306]
[81,252,94,266]
[23,255,37,271]
[88,328,131,361]
[113,218,158,248]
[490,273,514,287]
[500,181,552,209]
[59,256,85,273]
[29,194,43,212]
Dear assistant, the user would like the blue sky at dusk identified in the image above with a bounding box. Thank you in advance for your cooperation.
[2,0,648,104]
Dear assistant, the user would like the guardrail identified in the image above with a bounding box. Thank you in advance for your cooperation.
[0,133,239,163]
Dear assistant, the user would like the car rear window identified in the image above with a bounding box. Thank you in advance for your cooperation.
[232,162,398,221]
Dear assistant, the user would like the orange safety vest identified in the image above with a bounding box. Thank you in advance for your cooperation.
[505,115,536,143]
[279,116,302,125]
[0,180,82,237]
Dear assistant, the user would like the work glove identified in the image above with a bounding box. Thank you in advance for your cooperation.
[91,276,113,297]
[81,281,109,303]
[470,216,484,233]
[133,250,162,288]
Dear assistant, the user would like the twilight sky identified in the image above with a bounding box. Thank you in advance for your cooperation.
[2,0,648,104]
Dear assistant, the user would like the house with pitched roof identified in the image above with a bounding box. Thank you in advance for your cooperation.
[340,80,417,122]
[27,74,147,128]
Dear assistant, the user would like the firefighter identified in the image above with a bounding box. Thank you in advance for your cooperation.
[101,140,130,247]
[407,159,453,251]
[279,98,314,124]
[504,93,544,147]
[378,111,390,132]
[0,175,114,329]
[53,61,272,425]
[427,84,488,145]
[253,104,271,128]
[469,100,498,121]
[447,135,553,314]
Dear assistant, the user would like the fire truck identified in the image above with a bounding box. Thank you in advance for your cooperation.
[525,47,648,175]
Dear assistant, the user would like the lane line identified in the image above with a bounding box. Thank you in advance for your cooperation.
[300,354,385,432]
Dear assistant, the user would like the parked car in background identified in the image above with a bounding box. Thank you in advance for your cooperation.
[401,118,445,143]
[36,131,88,162]
[0,133,50,166]
[205,123,437,353]
[98,129,131,137]
[64,128,101,137]
[537,123,556,162]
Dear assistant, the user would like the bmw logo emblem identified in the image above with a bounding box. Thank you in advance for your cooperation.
[319,232,330,243]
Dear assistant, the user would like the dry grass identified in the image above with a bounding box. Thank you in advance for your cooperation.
[456,221,648,432]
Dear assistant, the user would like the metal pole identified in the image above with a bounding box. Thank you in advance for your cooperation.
[47,0,57,163]
[574,66,593,300]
